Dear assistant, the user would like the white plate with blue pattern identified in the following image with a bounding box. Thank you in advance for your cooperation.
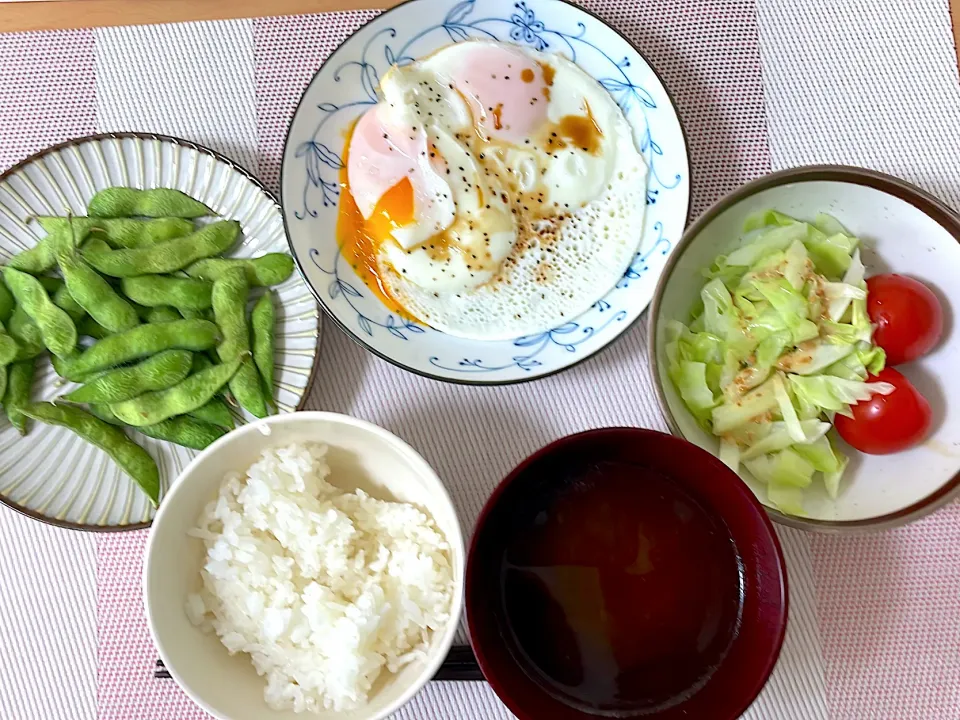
[281,0,689,384]
[0,133,321,530]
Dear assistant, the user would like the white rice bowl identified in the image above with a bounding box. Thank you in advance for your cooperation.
[186,442,455,713]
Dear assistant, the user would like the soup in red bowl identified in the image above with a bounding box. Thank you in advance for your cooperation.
[466,428,787,719]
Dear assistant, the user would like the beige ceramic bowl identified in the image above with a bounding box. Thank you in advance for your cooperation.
[144,412,465,720]
[649,166,960,533]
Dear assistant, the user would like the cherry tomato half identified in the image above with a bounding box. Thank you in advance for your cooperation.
[866,274,943,365]
[834,367,932,454]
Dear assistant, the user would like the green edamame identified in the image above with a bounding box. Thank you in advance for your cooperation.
[3,268,77,358]
[251,291,276,401]
[185,254,295,287]
[188,398,234,429]
[52,282,87,321]
[0,278,14,324]
[191,353,213,373]
[3,359,35,435]
[89,403,225,450]
[109,355,242,426]
[35,216,93,239]
[83,221,240,277]
[121,276,212,311]
[21,402,160,506]
[178,308,211,321]
[144,306,181,324]
[50,352,81,381]
[87,187,210,219]
[135,415,226,450]
[8,307,45,360]
[58,249,139,333]
[85,403,121,425]
[36,276,62,294]
[212,267,267,418]
[64,319,219,379]
[7,228,70,274]
[0,333,18,367]
[189,352,231,402]
[81,235,112,255]
[37,217,194,249]
[77,315,110,340]
[64,349,193,404]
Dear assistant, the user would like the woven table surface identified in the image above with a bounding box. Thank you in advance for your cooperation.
[2,2,960,718]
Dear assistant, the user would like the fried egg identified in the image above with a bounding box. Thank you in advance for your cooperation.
[339,40,648,340]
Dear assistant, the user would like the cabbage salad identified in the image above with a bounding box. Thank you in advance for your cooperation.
[666,210,895,515]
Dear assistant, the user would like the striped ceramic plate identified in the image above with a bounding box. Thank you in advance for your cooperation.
[0,133,321,531]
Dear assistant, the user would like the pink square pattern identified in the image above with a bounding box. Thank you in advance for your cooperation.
[98,531,211,720]
[811,501,960,719]
[0,30,97,171]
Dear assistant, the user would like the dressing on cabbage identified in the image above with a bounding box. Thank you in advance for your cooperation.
[666,211,894,515]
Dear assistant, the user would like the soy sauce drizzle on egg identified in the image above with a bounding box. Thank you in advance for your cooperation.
[336,40,644,339]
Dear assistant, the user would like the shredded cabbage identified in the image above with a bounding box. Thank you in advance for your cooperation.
[667,210,889,516]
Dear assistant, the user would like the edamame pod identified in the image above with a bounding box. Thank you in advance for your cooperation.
[7,228,70,274]
[251,291,276,401]
[0,334,18,366]
[20,402,160,506]
[87,188,210,219]
[0,277,15,323]
[90,403,225,450]
[81,235,112,255]
[85,403,122,425]
[184,254,295,287]
[3,268,77,358]
[64,349,193,404]
[191,352,213,374]
[58,250,140,333]
[77,315,110,340]
[37,217,194,249]
[8,307,45,360]
[212,267,267,418]
[135,415,226,450]
[109,355,242,426]
[64,319,219,378]
[35,276,62,294]
[187,398,234,429]
[52,282,87,321]
[121,276,212,311]
[3,359,35,435]
[143,306,181,323]
[34,216,96,240]
[83,221,240,277]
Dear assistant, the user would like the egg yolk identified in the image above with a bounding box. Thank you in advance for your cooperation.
[337,134,418,319]
[365,177,415,244]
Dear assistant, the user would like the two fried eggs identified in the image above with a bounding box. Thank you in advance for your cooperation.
[338,40,648,341]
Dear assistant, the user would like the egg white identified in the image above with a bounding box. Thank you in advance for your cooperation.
[348,41,648,340]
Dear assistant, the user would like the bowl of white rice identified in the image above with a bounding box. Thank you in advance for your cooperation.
[144,412,464,720]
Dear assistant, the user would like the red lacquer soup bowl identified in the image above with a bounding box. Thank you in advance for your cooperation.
[466,428,787,719]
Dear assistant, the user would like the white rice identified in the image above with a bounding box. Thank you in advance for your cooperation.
[186,442,455,713]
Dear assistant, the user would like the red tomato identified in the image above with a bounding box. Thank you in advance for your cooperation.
[866,274,943,365]
[835,367,932,454]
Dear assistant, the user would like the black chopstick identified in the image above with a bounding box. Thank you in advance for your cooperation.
[431,645,483,681]
[154,644,483,681]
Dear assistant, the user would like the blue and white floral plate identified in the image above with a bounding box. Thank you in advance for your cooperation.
[281,0,690,384]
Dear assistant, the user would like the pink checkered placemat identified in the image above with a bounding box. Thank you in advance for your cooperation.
[2,2,960,719]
